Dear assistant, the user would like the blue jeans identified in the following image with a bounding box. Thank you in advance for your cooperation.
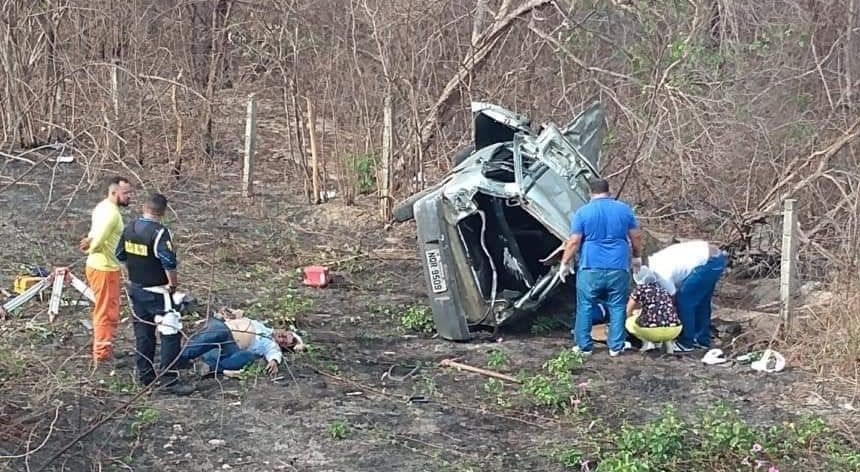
[675,254,727,347]
[178,319,258,372]
[568,284,609,324]
[574,269,629,352]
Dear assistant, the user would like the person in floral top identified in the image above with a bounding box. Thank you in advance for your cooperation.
[625,266,683,352]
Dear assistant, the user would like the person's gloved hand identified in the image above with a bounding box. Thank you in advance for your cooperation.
[557,261,574,283]
[631,257,642,272]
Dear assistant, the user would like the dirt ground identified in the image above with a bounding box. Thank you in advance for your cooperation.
[1,155,858,472]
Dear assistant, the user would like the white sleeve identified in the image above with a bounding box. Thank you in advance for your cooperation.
[658,275,677,296]
[262,338,283,364]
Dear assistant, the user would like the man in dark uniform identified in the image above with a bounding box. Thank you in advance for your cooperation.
[116,193,194,395]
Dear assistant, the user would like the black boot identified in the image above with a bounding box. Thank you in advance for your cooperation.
[157,376,197,396]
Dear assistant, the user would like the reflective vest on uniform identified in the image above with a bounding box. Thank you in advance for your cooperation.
[122,219,169,287]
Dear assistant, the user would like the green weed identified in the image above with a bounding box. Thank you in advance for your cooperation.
[555,405,859,471]
[521,374,569,410]
[349,152,377,194]
[328,419,350,440]
[105,373,137,394]
[543,350,584,377]
[486,349,509,369]
[400,304,434,334]
[519,350,588,413]
[483,378,512,408]
[236,361,267,391]
[130,407,159,435]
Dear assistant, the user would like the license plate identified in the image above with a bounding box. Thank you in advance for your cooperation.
[425,249,448,293]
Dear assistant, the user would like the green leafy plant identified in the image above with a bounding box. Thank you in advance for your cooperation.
[486,349,509,369]
[554,405,858,471]
[328,419,350,440]
[615,407,686,464]
[400,304,434,334]
[349,152,377,194]
[521,374,571,411]
[483,378,511,408]
[553,448,585,469]
[519,350,588,413]
[130,407,159,435]
[696,405,758,455]
[236,361,267,391]
[105,373,137,394]
[543,350,584,377]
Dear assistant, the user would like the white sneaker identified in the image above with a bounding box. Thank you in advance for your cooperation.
[640,341,658,352]
[609,341,633,357]
[570,346,593,357]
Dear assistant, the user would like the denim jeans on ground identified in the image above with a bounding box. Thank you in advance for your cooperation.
[179,319,258,373]
[675,254,727,347]
[574,269,629,352]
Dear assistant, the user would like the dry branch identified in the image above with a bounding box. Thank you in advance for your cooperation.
[439,358,521,383]
[411,0,552,157]
[744,115,860,225]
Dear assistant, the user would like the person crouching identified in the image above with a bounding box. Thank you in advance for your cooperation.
[625,266,682,353]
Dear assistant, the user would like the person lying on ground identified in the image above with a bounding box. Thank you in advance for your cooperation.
[178,310,304,378]
[625,266,682,352]
[646,240,728,352]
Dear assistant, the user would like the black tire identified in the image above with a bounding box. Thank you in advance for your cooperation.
[392,186,436,222]
[451,143,476,167]
[392,200,416,222]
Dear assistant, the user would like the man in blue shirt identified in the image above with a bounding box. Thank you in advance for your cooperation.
[559,179,643,356]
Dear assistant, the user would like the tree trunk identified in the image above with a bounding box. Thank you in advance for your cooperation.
[472,0,489,45]
[200,0,234,159]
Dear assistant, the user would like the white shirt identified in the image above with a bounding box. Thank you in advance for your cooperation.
[646,240,711,296]
[247,319,283,364]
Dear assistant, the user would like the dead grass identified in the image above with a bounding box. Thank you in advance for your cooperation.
[785,279,860,396]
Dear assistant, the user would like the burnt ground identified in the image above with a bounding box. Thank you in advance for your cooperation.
[1,156,858,472]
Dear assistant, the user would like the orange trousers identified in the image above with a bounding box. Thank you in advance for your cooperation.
[86,267,121,362]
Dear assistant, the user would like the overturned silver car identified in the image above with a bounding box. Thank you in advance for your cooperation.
[395,102,607,340]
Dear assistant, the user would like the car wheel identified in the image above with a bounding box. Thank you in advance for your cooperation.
[451,143,476,167]
[392,186,436,222]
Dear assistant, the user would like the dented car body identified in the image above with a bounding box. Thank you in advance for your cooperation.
[397,102,607,340]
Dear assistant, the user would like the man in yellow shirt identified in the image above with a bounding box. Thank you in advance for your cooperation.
[79,176,133,364]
